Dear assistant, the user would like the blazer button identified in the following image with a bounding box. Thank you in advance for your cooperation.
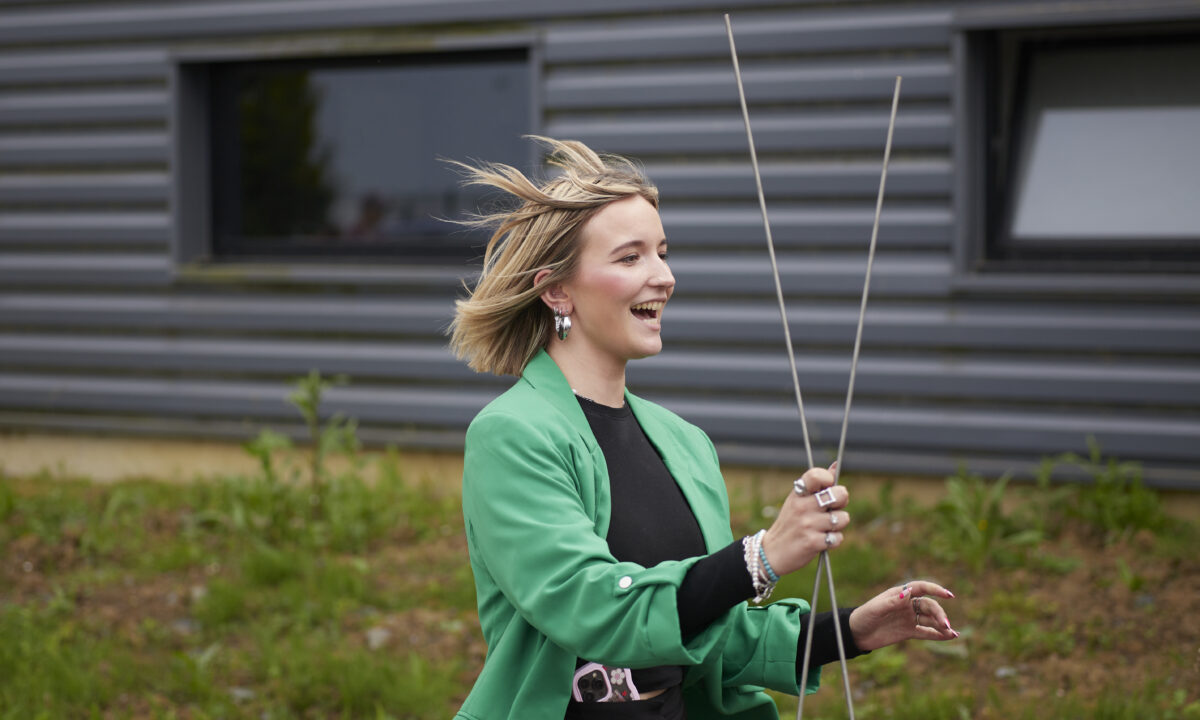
[618,576,632,589]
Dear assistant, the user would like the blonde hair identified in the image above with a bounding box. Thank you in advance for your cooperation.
[447,136,659,376]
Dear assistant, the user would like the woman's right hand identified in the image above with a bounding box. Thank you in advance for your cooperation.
[760,465,848,577]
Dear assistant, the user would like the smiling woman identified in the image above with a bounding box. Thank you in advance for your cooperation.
[533,195,674,406]
[446,137,958,720]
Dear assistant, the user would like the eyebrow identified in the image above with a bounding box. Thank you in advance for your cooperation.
[609,238,669,256]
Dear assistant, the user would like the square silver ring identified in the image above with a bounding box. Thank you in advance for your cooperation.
[815,488,837,508]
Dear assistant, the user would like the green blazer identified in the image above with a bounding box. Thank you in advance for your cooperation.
[457,350,820,719]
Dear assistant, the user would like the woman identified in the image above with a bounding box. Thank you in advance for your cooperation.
[450,137,958,720]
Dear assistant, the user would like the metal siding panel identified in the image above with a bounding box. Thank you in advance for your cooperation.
[1,334,1195,407]
[545,109,952,155]
[0,90,167,126]
[2,373,1195,463]
[545,60,951,109]
[667,253,952,298]
[0,373,492,427]
[0,132,168,167]
[0,254,171,287]
[630,351,1200,406]
[0,213,167,244]
[0,294,455,335]
[545,8,952,62]
[0,0,1196,488]
[0,48,168,84]
[0,0,840,44]
[656,395,1200,462]
[2,294,1198,355]
[645,160,953,198]
[0,173,169,204]
[660,206,951,248]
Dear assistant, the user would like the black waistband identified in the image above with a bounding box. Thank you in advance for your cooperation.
[564,683,686,720]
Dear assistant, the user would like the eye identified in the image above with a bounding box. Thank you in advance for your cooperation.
[619,253,639,264]
[659,249,670,261]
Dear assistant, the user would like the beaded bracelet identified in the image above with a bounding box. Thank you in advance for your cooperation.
[742,530,776,604]
[758,541,780,584]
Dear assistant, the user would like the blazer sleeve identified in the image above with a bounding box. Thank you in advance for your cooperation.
[681,431,824,700]
[463,409,721,669]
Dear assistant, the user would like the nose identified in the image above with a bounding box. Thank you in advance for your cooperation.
[652,255,675,291]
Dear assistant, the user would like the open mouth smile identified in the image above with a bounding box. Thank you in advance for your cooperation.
[630,301,665,322]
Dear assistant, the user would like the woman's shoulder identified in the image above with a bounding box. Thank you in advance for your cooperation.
[466,375,578,447]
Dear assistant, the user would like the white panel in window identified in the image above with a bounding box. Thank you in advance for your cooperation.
[1009,42,1200,244]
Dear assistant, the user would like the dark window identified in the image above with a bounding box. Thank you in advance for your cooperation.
[980,27,1200,271]
[209,49,531,263]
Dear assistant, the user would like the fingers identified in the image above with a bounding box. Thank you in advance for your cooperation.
[914,623,956,642]
[792,468,849,510]
[908,586,960,639]
[793,466,835,496]
[907,579,955,599]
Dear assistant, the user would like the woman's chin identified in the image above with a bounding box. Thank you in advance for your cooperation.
[629,340,664,360]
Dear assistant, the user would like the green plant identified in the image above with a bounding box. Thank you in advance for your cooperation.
[1061,438,1165,543]
[288,369,359,498]
[930,469,1041,573]
[1017,455,1076,540]
[244,428,296,486]
[0,475,14,523]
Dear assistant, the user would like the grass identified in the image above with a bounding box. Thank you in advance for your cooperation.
[0,443,474,720]
[1,382,1197,720]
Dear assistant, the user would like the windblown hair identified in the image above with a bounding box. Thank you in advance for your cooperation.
[448,136,659,376]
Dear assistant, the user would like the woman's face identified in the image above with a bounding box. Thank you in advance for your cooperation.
[559,195,675,367]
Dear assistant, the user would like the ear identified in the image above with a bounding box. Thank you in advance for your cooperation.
[534,268,572,314]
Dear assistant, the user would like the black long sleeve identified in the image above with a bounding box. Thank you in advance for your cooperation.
[676,538,869,670]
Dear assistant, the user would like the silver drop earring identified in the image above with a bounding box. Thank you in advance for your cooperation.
[553,307,572,341]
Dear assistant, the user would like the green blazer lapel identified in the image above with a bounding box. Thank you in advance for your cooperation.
[626,392,729,554]
[520,349,597,451]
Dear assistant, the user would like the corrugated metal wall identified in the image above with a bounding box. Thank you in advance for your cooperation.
[1,0,1197,487]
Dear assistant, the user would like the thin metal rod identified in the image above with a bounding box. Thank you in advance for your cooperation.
[795,552,824,714]
[822,554,854,718]
[802,74,902,720]
[832,75,902,486]
[725,14,857,720]
[724,13,814,470]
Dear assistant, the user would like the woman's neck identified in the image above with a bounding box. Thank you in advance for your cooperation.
[546,343,627,408]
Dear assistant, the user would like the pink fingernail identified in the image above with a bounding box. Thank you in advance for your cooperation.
[946,590,955,599]
[943,619,951,630]
[952,630,960,638]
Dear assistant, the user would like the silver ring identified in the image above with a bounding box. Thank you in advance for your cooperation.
[824,532,835,547]
[793,477,807,495]
[830,513,839,528]
[815,488,836,508]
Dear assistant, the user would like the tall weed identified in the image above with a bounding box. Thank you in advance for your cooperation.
[1060,438,1165,544]
[930,470,1041,573]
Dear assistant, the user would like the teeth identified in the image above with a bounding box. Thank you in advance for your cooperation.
[631,302,664,311]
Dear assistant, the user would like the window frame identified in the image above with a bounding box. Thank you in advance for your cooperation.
[170,33,541,287]
[951,3,1200,296]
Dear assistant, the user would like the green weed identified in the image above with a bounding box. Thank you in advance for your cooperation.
[981,593,1074,661]
[930,470,1041,573]
[193,579,248,628]
[1061,438,1165,543]
[853,644,907,687]
[1115,557,1146,592]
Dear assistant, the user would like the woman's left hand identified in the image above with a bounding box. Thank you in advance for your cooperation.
[848,580,959,652]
